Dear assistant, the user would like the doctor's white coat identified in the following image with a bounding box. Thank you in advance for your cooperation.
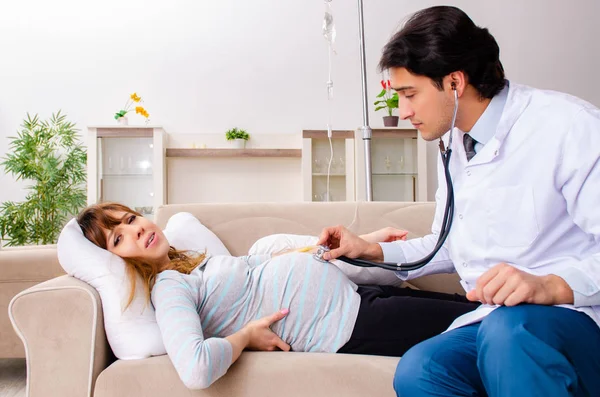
[387,82,600,331]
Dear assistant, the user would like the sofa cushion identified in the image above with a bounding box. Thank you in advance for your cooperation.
[94,352,399,397]
[56,212,229,359]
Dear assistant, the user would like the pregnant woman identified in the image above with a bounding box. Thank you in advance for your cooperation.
[78,202,478,389]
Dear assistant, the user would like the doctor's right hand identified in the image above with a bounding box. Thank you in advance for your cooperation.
[317,225,384,262]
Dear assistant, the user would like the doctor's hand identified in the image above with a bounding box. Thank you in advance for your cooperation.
[360,227,408,244]
[317,225,384,262]
[466,263,574,306]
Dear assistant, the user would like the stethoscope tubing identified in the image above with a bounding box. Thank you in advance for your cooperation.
[336,87,459,272]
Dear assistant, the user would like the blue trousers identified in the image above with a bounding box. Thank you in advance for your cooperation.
[394,305,600,397]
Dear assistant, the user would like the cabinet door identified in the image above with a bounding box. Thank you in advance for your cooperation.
[87,127,166,221]
[354,129,427,202]
[302,133,355,202]
[370,137,418,201]
[99,137,155,219]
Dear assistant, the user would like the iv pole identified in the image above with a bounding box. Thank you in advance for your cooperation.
[357,0,373,201]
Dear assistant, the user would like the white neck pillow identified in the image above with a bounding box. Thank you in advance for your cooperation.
[57,212,230,360]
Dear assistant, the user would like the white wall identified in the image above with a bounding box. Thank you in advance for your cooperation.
[1,0,599,204]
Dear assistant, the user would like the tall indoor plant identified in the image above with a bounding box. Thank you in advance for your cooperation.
[0,111,87,246]
[374,79,399,126]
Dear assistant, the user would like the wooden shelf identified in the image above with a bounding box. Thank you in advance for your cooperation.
[371,128,417,138]
[166,148,302,158]
[302,130,354,139]
[302,128,417,139]
[91,126,159,138]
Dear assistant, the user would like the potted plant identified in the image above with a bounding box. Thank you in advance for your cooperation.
[0,111,87,246]
[114,92,150,125]
[374,80,399,127]
[225,127,250,149]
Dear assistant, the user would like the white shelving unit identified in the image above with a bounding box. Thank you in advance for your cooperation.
[355,128,428,202]
[87,126,166,220]
[302,130,355,202]
[302,128,428,202]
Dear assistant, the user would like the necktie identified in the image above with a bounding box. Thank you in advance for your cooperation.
[463,134,478,162]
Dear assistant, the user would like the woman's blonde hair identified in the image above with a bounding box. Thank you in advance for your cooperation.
[77,202,206,309]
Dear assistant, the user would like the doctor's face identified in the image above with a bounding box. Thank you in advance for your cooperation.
[389,67,455,141]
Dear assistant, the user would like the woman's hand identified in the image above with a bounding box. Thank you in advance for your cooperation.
[243,309,291,351]
[226,309,291,362]
[360,227,408,243]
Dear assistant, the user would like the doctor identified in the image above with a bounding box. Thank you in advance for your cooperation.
[317,5,600,397]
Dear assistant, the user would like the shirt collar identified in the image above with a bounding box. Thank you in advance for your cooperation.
[466,81,509,145]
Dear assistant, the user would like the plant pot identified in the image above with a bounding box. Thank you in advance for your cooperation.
[231,139,247,149]
[383,116,399,127]
[117,116,129,126]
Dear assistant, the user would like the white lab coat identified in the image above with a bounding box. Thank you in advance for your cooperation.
[387,83,600,331]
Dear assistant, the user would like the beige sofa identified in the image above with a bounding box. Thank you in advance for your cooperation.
[1,244,65,358]
[9,201,463,397]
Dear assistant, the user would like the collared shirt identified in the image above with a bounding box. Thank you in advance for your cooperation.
[379,81,600,331]
[467,82,509,153]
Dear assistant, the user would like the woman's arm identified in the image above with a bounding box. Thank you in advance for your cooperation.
[359,227,408,243]
[239,254,273,268]
[152,275,289,390]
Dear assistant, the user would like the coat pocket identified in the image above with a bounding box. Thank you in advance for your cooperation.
[486,185,539,247]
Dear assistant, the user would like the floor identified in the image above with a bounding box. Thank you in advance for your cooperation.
[0,359,26,397]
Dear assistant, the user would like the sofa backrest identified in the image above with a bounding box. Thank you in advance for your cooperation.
[155,202,463,294]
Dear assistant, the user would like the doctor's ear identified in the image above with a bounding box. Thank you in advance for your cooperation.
[445,72,467,97]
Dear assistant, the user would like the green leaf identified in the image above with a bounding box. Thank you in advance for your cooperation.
[225,127,250,141]
[0,111,87,246]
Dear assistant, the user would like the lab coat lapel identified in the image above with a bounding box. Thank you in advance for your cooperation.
[466,83,534,167]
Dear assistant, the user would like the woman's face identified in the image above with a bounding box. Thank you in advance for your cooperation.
[103,211,171,267]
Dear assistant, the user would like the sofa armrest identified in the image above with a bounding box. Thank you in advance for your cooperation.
[9,275,113,397]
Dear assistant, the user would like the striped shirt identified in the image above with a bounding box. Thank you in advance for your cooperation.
[151,252,360,389]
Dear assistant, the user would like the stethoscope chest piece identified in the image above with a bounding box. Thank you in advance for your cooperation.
[313,245,331,263]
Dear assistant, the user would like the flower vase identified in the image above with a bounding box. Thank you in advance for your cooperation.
[117,116,129,126]
[231,139,246,149]
[383,116,399,127]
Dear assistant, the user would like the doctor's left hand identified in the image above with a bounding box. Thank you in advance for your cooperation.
[466,263,574,306]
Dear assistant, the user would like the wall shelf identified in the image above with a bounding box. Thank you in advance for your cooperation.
[166,148,301,158]
[372,173,418,176]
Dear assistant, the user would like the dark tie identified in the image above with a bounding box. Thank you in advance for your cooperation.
[463,134,478,161]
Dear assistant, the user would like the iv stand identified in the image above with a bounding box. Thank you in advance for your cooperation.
[357,0,372,201]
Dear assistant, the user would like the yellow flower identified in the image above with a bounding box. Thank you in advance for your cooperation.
[115,93,150,121]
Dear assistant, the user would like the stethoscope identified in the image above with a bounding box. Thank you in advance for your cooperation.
[317,84,458,272]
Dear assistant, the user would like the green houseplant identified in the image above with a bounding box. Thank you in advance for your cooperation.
[225,127,250,149]
[0,112,87,246]
[374,79,399,127]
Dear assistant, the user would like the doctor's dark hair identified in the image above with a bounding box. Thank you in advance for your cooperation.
[379,6,506,99]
